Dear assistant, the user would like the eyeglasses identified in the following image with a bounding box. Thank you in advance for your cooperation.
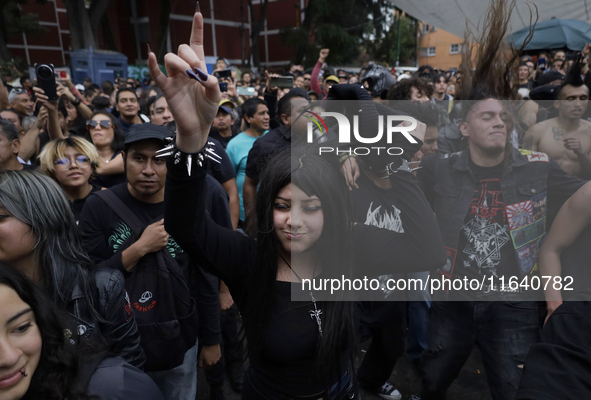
[54,156,91,171]
[86,120,112,129]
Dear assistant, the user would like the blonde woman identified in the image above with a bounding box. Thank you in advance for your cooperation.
[39,136,102,221]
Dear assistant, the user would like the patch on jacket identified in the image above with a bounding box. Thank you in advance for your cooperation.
[519,149,549,163]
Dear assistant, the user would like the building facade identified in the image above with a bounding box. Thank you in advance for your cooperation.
[7,0,306,71]
[417,23,465,71]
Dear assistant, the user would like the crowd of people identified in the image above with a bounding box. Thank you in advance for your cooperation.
[1,0,591,399]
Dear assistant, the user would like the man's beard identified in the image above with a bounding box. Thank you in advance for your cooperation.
[132,184,163,197]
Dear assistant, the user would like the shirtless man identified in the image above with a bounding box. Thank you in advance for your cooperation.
[523,82,591,178]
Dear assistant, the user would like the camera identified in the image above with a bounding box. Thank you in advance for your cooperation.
[35,64,58,101]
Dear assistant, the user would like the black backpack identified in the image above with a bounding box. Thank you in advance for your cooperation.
[95,190,198,372]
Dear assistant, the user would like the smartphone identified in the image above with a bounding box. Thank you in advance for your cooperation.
[237,86,256,96]
[538,57,547,70]
[215,69,232,79]
[114,70,123,79]
[219,82,228,92]
[270,76,294,89]
[35,63,58,101]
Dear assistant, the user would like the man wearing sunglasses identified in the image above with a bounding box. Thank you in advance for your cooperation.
[8,88,34,123]
[0,119,36,171]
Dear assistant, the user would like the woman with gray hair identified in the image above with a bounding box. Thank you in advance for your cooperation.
[0,170,145,368]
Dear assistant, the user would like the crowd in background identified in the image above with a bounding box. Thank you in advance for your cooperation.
[2,1,591,399]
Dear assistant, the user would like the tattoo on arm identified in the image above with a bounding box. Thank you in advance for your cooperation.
[552,127,565,141]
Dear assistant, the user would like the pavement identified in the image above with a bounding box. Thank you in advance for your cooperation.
[196,344,491,400]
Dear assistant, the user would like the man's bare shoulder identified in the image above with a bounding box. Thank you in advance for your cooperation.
[529,117,559,133]
[578,119,591,131]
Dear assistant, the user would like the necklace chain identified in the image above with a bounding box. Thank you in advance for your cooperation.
[280,254,323,337]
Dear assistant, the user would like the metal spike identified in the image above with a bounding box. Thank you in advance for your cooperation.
[156,144,175,156]
[155,151,174,158]
[187,155,192,176]
[206,154,221,164]
[205,148,222,160]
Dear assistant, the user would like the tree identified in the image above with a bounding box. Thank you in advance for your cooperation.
[363,7,418,66]
[247,0,269,69]
[61,0,115,51]
[280,0,374,67]
[0,0,47,64]
[279,0,418,68]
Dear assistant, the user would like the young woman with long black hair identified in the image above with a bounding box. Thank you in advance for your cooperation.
[148,9,447,399]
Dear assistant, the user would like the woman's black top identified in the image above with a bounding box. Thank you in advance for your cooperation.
[71,182,102,223]
[164,154,446,397]
[92,151,126,188]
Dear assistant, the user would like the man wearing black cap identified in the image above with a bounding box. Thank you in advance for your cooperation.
[80,123,229,400]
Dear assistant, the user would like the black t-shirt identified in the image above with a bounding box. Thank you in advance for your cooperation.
[72,183,102,224]
[209,125,239,149]
[519,79,534,90]
[560,225,591,299]
[245,125,291,183]
[206,137,235,184]
[92,151,126,188]
[21,164,37,171]
[118,117,137,136]
[350,172,408,329]
[80,182,190,272]
[79,179,230,346]
[456,161,519,281]
[516,290,591,400]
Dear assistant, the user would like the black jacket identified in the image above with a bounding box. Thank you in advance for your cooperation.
[66,267,145,369]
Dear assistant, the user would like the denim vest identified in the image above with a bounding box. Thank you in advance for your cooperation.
[426,147,550,282]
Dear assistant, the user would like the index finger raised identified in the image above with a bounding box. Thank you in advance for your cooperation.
[189,12,207,71]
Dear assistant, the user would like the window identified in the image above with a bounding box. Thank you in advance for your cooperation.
[450,44,459,54]
[422,24,430,33]
[421,48,428,57]
[428,47,436,56]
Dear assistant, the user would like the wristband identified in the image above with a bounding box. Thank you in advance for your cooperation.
[339,153,357,164]
[72,97,81,107]
[155,135,221,176]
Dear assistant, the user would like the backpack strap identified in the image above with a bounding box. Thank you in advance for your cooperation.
[95,190,146,235]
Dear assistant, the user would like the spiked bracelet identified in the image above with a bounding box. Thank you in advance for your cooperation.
[155,135,221,176]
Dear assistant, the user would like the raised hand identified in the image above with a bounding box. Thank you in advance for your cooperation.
[147,10,221,153]
[319,48,330,63]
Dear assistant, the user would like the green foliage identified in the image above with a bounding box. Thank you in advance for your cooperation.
[364,12,418,66]
[280,0,370,67]
[280,0,417,67]
[0,0,48,63]
[2,0,48,37]
[0,57,28,80]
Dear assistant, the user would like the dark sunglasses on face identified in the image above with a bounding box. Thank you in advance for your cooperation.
[54,156,91,170]
[86,120,112,129]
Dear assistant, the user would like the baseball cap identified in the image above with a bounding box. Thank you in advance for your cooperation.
[325,75,339,84]
[124,123,170,145]
[219,99,234,114]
